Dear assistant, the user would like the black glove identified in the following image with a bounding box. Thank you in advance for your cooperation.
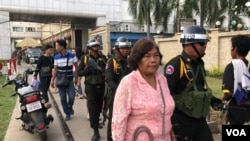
[78,65,92,76]
[211,96,222,104]
[210,96,226,110]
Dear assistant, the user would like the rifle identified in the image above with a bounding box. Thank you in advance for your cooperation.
[101,83,110,126]
[87,58,105,73]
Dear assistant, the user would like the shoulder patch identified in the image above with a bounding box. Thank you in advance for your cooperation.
[165,65,174,75]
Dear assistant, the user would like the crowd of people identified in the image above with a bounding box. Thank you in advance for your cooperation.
[29,25,250,141]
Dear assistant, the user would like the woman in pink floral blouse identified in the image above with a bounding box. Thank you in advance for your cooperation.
[112,38,176,141]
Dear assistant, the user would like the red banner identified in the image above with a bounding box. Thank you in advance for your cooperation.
[7,57,17,80]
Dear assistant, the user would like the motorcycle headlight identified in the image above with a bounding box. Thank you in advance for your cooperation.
[28,54,31,57]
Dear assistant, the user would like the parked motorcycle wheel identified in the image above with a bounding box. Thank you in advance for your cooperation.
[39,130,47,141]
[30,111,47,141]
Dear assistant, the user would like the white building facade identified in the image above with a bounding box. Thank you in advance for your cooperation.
[0,0,126,59]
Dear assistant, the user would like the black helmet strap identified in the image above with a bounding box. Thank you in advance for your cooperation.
[116,50,128,59]
[191,43,202,58]
[89,47,99,54]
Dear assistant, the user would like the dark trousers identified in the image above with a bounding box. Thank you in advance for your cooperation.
[228,99,250,125]
[39,76,51,102]
[172,110,214,141]
[107,102,113,141]
[85,83,105,129]
[106,89,116,141]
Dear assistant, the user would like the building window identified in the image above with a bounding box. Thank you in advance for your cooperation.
[12,27,23,32]
[25,27,36,32]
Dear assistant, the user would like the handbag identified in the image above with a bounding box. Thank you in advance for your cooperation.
[55,73,69,87]
[132,81,166,141]
[40,56,52,77]
[132,125,154,141]
[55,54,69,87]
[40,66,51,77]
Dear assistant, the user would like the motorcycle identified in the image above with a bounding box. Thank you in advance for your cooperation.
[2,68,54,141]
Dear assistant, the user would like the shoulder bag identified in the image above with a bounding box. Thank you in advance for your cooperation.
[56,54,69,87]
[40,56,53,77]
[40,66,51,77]
[173,65,213,118]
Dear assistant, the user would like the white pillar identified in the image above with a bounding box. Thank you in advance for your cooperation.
[0,11,11,59]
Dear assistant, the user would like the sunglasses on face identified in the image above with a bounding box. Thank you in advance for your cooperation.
[196,42,207,46]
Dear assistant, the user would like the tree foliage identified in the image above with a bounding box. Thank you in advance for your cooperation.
[128,0,163,38]
[206,0,228,27]
[128,0,250,34]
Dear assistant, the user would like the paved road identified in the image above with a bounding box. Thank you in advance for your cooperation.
[3,64,221,141]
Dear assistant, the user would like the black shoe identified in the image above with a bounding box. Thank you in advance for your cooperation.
[45,114,54,125]
[70,109,74,115]
[65,115,71,121]
[91,133,100,141]
[98,124,103,129]
[48,114,54,123]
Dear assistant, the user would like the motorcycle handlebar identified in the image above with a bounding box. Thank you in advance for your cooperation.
[2,82,9,88]
[24,68,37,74]
[1,79,14,88]
[1,68,37,88]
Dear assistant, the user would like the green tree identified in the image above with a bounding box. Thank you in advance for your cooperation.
[158,0,175,32]
[128,0,162,38]
[128,0,250,34]
[229,0,250,30]
[205,0,228,28]
[175,0,227,28]
[167,0,228,31]
[164,0,199,32]
[200,0,250,30]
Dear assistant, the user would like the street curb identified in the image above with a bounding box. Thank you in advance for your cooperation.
[48,89,75,141]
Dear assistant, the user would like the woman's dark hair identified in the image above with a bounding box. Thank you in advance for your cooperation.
[56,39,67,48]
[128,38,162,70]
[231,35,250,57]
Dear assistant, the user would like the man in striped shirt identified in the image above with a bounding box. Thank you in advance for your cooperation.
[51,39,79,121]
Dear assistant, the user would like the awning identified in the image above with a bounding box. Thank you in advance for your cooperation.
[110,32,174,46]
[16,37,41,49]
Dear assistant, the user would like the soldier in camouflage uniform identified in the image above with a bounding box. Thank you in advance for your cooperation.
[77,39,106,141]
[105,37,132,141]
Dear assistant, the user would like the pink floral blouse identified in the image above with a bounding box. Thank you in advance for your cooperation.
[112,70,175,141]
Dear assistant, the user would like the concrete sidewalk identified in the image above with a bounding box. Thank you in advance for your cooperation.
[51,89,108,141]
[4,63,108,141]
[3,64,65,141]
